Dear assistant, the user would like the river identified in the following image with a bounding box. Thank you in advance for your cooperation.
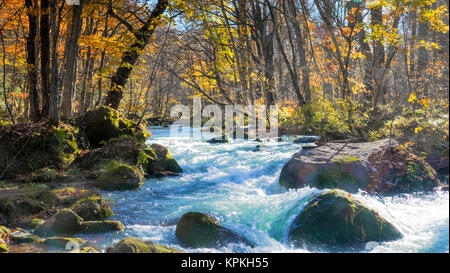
[80,127,449,253]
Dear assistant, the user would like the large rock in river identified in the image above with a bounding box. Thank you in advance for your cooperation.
[95,163,144,191]
[279,139,440,194]
[175,212,253,248]
[71,196,114,221]
[288,189,402,248]
[78,106,149,148]
[35,209,83,236]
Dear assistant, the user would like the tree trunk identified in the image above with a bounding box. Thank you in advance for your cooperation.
[61,0,85,120]
[104,0,169,109]
[25,0,40,122]
[48,0,63,125]
[40,0,51,118]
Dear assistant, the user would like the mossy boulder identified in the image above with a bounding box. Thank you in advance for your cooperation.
[175,212,253,248]
[29,168,58,183]
[75,137,145,169]
[288,189,402,248]
[0,123,80,178]
[95,163,143,191]
[279,139,440,194]
[106,237,180,253]
[35,209,83,236]
[73,137,182,178]
[42,237,86,249]
[0,186,58,225]
[71,196,113,221]
[79,107,149,148]
[80,221,124,234]
[142,144,183,176]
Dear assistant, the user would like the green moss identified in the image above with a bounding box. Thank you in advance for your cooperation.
[331,156,360,163]
[29,168,58,183]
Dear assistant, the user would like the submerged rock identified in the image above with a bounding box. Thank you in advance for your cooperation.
[0,123,80,178]
[95,163,143,191]
[288,189,402,248]
[35,209,83,236]
[80,221,124,234]
[206,137,230,144]
[175,212,253,248]
[106,237,180,253]
[279,139,440,194]
[78,107,149,148]
[143,144,183,176]
[71,196,113,221]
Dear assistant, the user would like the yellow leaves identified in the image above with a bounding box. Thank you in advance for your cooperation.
[420,4,449,33]
[408,92,418,103]
[414,127,423,134]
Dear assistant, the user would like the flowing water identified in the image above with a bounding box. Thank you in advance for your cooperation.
[81,127,449,253]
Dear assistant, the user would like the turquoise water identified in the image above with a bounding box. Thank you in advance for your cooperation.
[82,127,449,253]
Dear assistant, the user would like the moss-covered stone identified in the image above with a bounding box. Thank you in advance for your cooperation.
[42,237,86,249]
[29,168,58,183]
[35,209,83,236]
[79,107,149,148]
[288,189,402,248]
[142,144,183,176]
[0,186,58,225]
[95,163,143,191]
[106,237,180,253]
[175,212,253,248]
[80,221,124,234]
[0,123,80,178]
[71,196,113,221]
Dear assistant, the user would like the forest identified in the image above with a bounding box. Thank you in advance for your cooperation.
[0,0,449,254]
